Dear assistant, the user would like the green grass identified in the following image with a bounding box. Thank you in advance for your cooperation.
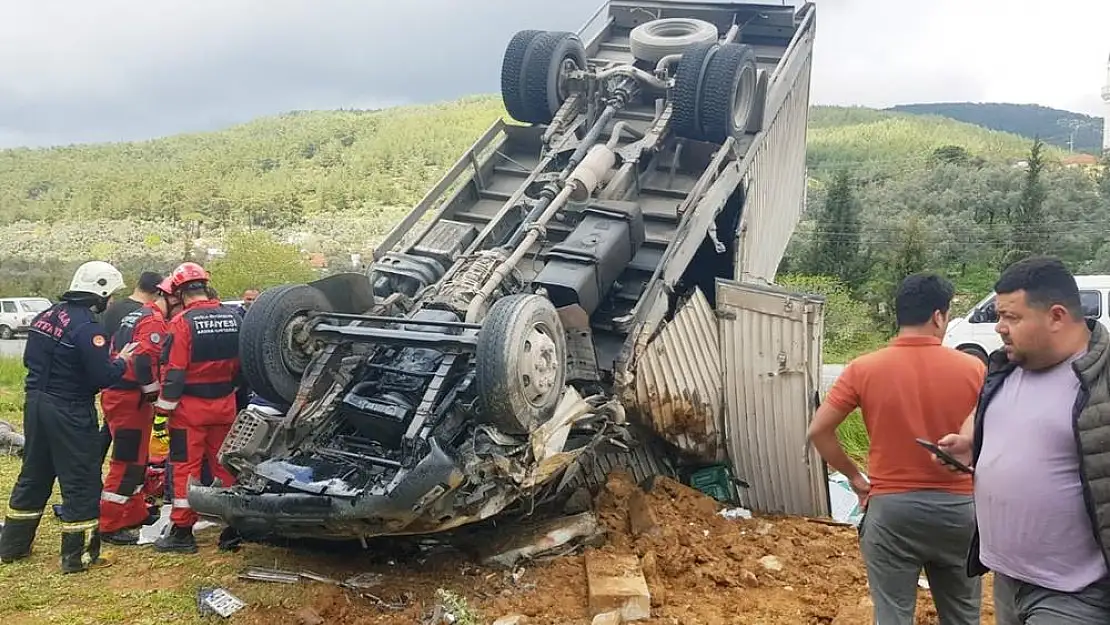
[0,358,341,624]
[836,411,870,466]
[0,358,23,423]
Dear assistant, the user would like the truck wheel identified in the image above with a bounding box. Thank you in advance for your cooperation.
[240,284,332,406]
[500,30,587,125]
[671,41,717,142]
[958,345,988,365]
[697,43,758,144]
[500,30,544,124]
[569,435,677,493]
[629,18,719,63]
[0,325,11,340]
[476,294,567,435]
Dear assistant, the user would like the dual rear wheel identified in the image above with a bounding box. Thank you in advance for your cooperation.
[500,20,762,144]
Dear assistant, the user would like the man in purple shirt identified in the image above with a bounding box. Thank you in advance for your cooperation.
[939,256,1110,623]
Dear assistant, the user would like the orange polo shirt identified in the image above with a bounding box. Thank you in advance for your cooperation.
[825,335,986,496]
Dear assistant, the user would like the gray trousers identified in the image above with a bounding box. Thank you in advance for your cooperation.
[858,491,980,625]
[994,572,1110,624]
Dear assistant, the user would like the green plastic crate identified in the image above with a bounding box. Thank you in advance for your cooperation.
[688,464,738,504]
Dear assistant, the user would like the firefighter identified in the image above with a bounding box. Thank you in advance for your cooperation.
[152,262,243,554]
[0,261,139,573]
[97,277,178,545]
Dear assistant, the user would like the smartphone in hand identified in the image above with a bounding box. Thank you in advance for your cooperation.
[915,438,975,475]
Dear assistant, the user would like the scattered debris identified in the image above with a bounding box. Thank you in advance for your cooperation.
[481,512,602,568]
[491,615,527,625]
[585,552,651,622]
[425,588,481,625]
[239,566,301,584]
[344,572,385,590]
[238,565,386,593]
[718,507,752,520]
[361,592,411,612]
[129,468,975,624]
[196,587,246,618]
[759,555,784,572]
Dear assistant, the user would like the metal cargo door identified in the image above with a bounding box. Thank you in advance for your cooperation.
[716,278,829,517]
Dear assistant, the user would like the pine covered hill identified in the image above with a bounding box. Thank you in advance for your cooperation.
[0,96,1105,298]
[888,102,1105,154]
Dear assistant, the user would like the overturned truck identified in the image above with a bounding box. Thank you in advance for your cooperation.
[191,0,827,540]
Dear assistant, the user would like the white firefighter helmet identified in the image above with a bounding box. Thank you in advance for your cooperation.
[68,261,125,298]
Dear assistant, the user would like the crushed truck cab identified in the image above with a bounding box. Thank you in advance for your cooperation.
[190,0,827,541]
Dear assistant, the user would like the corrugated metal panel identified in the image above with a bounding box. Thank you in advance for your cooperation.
[736,40,813,284]
[633,287,725,463]
[717,278,828,517]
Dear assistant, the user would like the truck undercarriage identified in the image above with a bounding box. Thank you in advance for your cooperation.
[189,0,820,541]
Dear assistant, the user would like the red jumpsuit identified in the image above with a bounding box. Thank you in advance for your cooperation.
[98,302,167,534]
[154,300,243,529]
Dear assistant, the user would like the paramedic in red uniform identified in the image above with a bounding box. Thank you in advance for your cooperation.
[98,277,178,545]
[152,262,243,554]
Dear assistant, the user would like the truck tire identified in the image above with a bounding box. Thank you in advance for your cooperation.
[958,345,988,365]
[671,41,718,142]
[697,43,758,144]
[240,284,332,406]
[0,325,11,340]
[500,29,544,124]
[476,294,567,435]
[629,18,719,63]
[501,31,587,125]
[569,437,676,493]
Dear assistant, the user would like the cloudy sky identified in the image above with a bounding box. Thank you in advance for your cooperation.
[1,0,1107,148]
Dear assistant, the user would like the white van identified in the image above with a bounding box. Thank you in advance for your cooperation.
[942,274,1110,363]
[0,297,52,340]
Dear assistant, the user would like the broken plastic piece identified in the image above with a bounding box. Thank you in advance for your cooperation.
[197,587,246,618]
[718,507,752,520]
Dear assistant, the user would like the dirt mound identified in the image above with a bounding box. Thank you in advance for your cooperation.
[237,470,992,624]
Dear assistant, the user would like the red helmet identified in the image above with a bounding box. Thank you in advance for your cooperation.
[170,262,210,290]
[155,277,176,295]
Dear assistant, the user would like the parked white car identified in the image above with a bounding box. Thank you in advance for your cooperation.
[943,274,1110,363]
[0,297,52,340]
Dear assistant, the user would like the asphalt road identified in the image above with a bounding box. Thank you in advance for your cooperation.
[0,339,24,359]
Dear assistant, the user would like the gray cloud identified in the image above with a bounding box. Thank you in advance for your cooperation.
[0,0,1106,148]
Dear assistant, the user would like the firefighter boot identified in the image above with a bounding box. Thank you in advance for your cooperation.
[0,515,41,563]
[101,528,139,546]
[154,525,197,554]
[60,529,113,574]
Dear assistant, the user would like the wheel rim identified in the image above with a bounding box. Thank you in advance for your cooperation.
[556,56,581,101]
[281,313,318,375]
[731,63,756,129]
[517,321,561,409]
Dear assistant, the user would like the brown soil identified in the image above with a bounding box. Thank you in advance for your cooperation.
[236,471,997,625]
